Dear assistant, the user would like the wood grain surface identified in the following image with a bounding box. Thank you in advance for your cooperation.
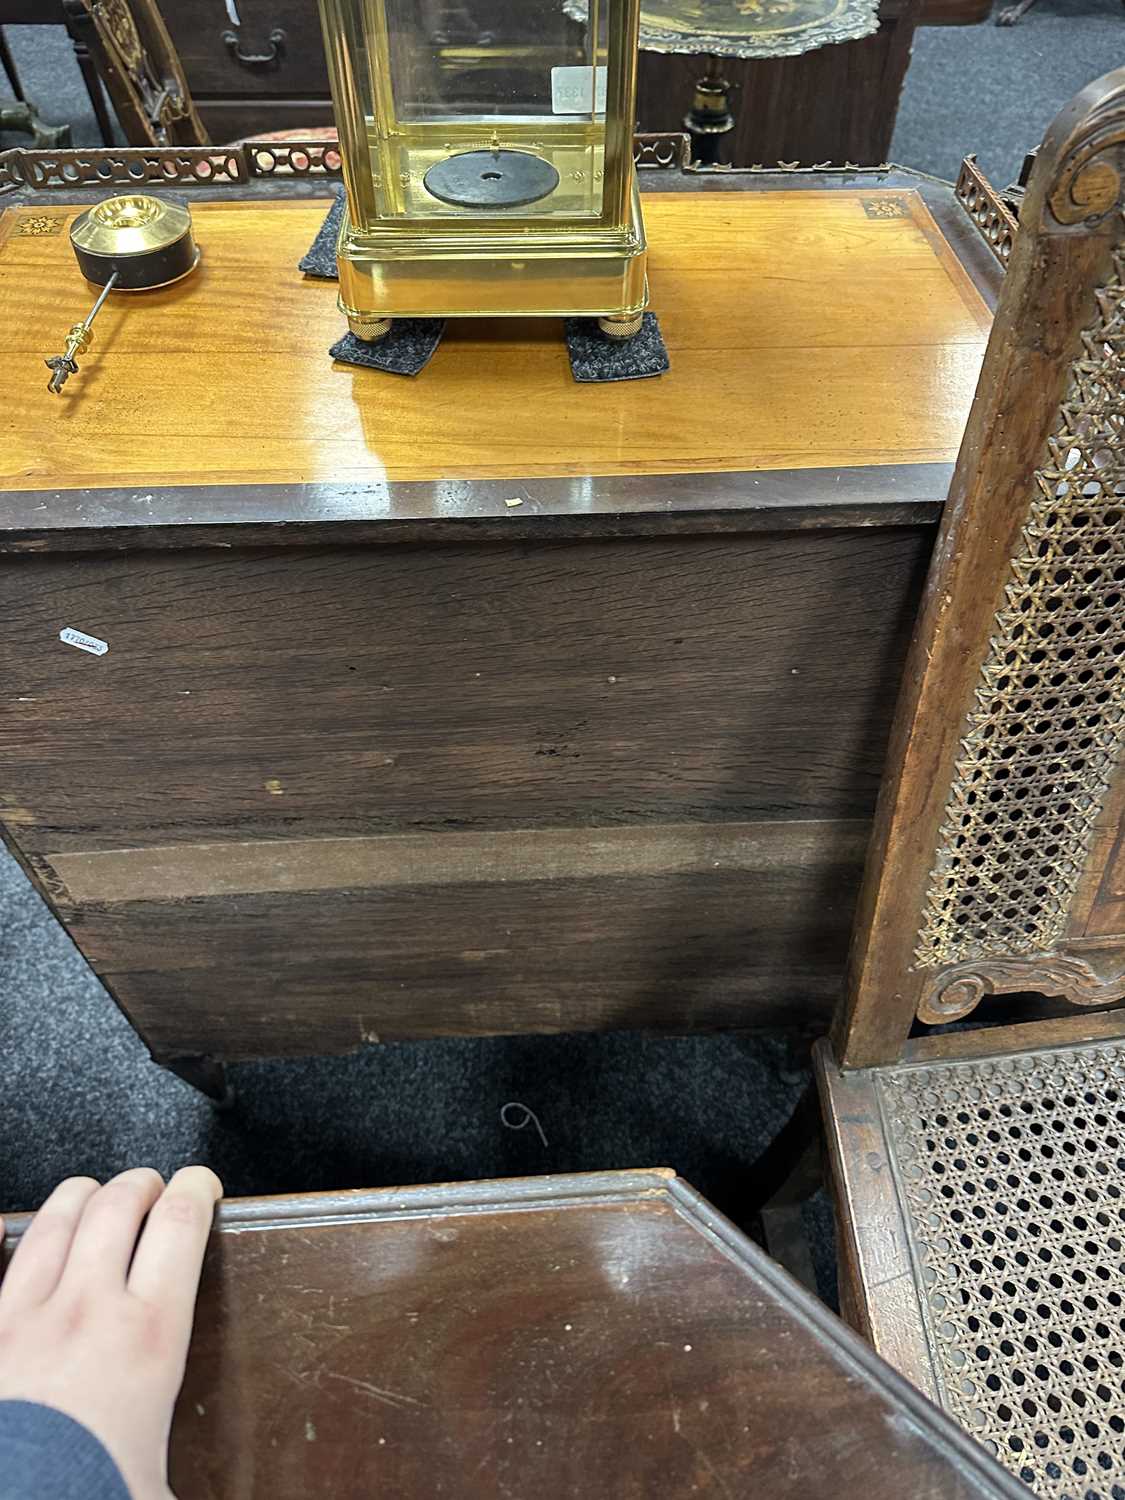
[1,533,929,854]
[0,178,988,1066]
[901,1008,1125,1062]
[1,1172,1027,1499]
[0,460,952,555]
[0,189,990,492]
[1,527,925,1057]
[59,828,865,1058]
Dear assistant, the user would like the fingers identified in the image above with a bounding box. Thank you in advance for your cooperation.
[0,1165,221,1327]
[0,1176,100,1315]
[56,1168,166,1296]
[127,1167,222,1322]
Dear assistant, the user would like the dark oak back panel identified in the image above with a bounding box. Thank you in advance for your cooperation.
[0,175,997,1068]
[3,528,927,1058]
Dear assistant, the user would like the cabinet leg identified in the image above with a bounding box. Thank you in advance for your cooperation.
[0,27,71,147]
[749,1081,823,1294]
[0,27,24,99]
[995,0,1038,24]
[166,1055,234,1108]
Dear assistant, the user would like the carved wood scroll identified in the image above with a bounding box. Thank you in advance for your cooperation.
[917,951,1125,1024]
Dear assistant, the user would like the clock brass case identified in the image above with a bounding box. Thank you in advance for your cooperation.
[318,0,647,338]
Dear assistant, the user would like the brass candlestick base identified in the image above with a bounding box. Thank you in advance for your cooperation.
[70,194,198,289]
[686,57,735,166]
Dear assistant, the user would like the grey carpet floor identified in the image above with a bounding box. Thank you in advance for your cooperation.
[894,0,1125,188]
[0,4,1121,1305]
[0,832,809,1212]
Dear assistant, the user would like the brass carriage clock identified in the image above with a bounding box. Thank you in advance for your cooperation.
[317,0,648,341]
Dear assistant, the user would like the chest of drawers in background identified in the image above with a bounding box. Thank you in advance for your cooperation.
[160,0,959,165]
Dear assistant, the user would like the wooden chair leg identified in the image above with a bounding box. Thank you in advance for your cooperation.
[61,4,116,146]
[73,42,116,145]
[0,27,24,99]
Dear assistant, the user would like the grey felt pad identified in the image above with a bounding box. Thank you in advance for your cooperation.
[298,189,345,279]
[565,313,669,382]
[329,322,446,376]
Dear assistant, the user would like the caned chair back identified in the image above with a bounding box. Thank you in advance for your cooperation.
[833,70,1125,1068]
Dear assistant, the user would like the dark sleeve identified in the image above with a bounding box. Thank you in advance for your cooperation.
[0,1400,131,1500]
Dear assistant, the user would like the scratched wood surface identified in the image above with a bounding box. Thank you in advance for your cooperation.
[0,189,990,492]
[158,1173,1025,1498]
[61,832,865,1057]
[1,528,928,1059]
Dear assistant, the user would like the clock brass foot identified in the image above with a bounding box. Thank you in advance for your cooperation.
[347,311,393,343]
[597,310,644,340]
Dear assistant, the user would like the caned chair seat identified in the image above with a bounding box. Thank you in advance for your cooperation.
[819,1037,1125,1499]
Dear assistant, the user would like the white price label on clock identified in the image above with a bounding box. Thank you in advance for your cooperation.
[551,65,607,115]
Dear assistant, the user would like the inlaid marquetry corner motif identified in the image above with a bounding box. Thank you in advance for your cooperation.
[876,1044,1125,1495]
[861,198,909,220]
[15,215,67,237]
[912,229,1125,1021]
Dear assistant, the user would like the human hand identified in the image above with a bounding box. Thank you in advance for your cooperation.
[0,1166,222,1500]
